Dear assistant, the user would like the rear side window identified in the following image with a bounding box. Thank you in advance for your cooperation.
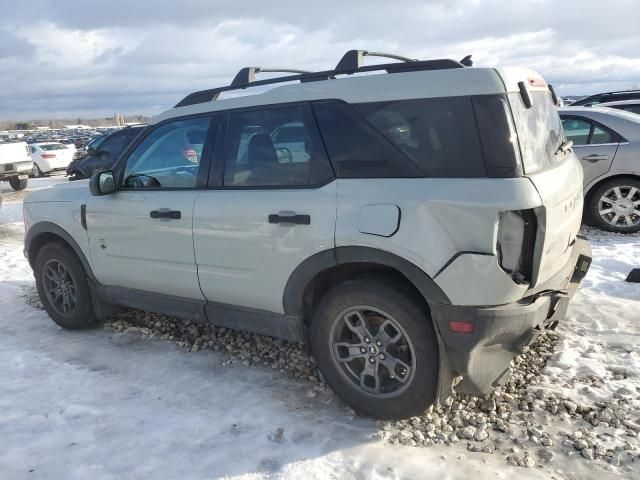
[313,101,422,178]
[223,105,333,187]
[560,116,619,146]
[354,97,487,177]
[591,125,614,144]
[39,144,67,151]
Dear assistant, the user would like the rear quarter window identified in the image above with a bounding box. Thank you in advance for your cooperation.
[353,97,487,178]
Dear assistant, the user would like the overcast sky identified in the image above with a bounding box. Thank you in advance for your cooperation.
[1,0,639,120]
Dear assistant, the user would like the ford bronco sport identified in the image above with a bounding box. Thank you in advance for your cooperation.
[24,50,592,419]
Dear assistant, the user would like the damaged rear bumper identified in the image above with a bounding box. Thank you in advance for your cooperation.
[431,236,592,399]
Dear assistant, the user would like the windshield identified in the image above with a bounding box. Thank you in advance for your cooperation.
[87,136,105,150]
[508,91,566,173]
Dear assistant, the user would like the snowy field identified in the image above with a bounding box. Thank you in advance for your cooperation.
[0,177,638,480]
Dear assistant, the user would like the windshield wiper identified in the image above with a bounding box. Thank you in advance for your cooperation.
[555,139,573,155]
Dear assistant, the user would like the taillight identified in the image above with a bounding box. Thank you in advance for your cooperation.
[497,209,536,284]
[449,321,475,334]
[41,153,56,159]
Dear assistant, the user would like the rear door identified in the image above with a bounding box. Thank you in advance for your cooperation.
[560,115,619,186]
[193,104,336,314]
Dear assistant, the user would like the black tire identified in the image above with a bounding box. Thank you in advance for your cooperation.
[34,242,98,329]
[9,177,27,191]
[588,178,640,233]
[310,277,439,419]
[32,163,44,178]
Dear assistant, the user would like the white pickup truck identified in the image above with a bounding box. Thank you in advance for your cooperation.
[0,141,32,190]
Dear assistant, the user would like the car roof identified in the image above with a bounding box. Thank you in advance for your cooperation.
[598,99,640,107]
[154,50,548,126]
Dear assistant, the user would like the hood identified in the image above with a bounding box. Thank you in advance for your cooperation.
[24,179,90,203]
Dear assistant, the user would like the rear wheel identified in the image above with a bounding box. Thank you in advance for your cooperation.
[35,243,98,329]
[32,163,44,178]
[588,178,640,233]
[310,277,438,419]
[8,177,27,191]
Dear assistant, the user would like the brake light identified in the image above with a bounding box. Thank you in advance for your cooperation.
[450,321,475,334]
[528,77,547,87]
[497,210,537,284]
[41,153,56,159]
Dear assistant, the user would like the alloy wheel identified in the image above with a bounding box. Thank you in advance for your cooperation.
[597,185,640,229]
[42,259,78,316]
[329,305,416,398]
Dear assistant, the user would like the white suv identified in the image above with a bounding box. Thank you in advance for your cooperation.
[24,51,592,419]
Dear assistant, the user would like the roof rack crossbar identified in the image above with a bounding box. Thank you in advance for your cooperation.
[334,49,418,73]
[230,67,312,88]
[174,50,471,108]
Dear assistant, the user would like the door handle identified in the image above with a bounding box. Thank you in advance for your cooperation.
[268,212,311,225]
[150,209,182,219]
[582,154,609,162]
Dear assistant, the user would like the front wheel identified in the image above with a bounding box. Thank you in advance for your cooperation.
[310,277,439,419]
[588,178,640,233]
[9,177,27,191]
[34,243,98,329]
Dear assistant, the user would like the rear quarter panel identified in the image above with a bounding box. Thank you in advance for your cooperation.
[335,178,543,305]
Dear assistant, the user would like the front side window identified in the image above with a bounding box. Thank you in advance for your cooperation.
[223,105,332,187]
[122,117,211,189]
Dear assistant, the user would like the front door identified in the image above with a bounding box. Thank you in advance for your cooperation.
[193,104,337,314]
[86,115,214,300]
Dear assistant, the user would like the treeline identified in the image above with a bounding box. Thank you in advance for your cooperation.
[0,115,151,131]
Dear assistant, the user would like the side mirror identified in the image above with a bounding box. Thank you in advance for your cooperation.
[89,170,116,196]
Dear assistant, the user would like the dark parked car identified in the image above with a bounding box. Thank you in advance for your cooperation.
[67,126,145,180]
[570,89,640,107]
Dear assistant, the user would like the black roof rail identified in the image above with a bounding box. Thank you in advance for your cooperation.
[174,50,472,108]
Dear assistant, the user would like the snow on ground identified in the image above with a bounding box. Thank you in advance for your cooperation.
[0,181,638,479]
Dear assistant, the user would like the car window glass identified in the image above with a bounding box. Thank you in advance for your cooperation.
[313,101,421,178]
[561,118,591,146]
[590,125,613,144]
[224,105,331,187]
[99,131,128,156]
[354,97,486,177]
[39,144,67,151]
[122,117,211,189]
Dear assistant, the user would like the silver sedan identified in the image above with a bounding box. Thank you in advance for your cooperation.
[560,106,640,233]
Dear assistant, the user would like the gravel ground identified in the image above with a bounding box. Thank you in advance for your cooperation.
[23,284,640,475]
